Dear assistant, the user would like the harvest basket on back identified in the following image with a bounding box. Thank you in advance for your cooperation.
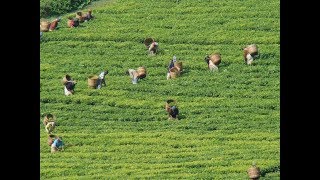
[40,20,50,32]
[247,165,260,179]
[62,75,71,85]
[165,99,177,112]
[166,99,177,106]
[169,67,180,79]
[137,67,147,78]
[209,53,221,65]
[246,44,258,55]
[174,61,183,72]
[144,38,154,48]
[44,113,56,123]
[76,12,85,22]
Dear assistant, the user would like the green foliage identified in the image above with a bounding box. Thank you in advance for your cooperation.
[40,0,95,18]
[40,0,280,179]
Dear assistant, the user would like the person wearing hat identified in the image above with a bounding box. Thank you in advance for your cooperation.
[166,55,177,80]
[51,136,64,153]
[96,70,109,89]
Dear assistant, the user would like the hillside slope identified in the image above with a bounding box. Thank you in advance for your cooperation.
[40,0,280,179]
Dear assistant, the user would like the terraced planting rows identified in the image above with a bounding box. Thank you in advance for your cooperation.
[40,0,280,179]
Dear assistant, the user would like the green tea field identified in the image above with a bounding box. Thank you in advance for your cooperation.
[40,0,280,179]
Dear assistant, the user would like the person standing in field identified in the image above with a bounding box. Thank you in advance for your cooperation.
[63,75,76,96]
[243,44,259,65]
[204,53,221,72]
[166,55,177,80]
[67,17,80,28]
[126,67,146,84]
[84,9,94,21]
[126,69,139,84]
[96,70,108,89]
[51,136,64,153]
[165,99,179,120]
[43,113,56,134]
[148,40,159,55]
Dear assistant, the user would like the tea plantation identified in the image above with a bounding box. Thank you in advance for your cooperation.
[40,0,280,179]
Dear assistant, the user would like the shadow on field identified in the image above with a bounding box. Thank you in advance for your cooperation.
[144,48,165,56]
[166,114,186,121]
[156,48,165,55]
[76,24,87,28]
[180,69,190,76]
[258,53,277,60]
[58,24,87,30]
[219,61,232,68]
[260,165,280,177]
[178,114,186,120]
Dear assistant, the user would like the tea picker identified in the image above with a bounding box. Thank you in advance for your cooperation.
[49,17,61,31]
[96,70,109,89]
[51,136,64,153]
[144,38,159,55]
[165,99,179,120]
[126,67,147,84]
[167,55,185,80]
[243,44,259,65]
[62,74,76,96]
[43,113,56,134]
[204,53,221,72]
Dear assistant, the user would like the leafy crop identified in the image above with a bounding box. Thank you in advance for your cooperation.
[40,0,280,179]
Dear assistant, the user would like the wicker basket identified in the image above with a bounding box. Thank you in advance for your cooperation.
[76,12,85,22]
[144,38,154,48]
[44,114,56,123]
[88,75,98,88]
[210,53,221,66]
[62,75,71,85]
[43,114,56,128]
[247,166,260,179]
[40,21,50,32]
[246,44,258,55]
[62,77,68,85]
[174,61,183,72]
[166,99,177,106]
[169,67,180,79]
[137,67,146,77]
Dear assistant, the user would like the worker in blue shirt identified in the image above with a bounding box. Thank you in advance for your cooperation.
[51,137,64,153]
